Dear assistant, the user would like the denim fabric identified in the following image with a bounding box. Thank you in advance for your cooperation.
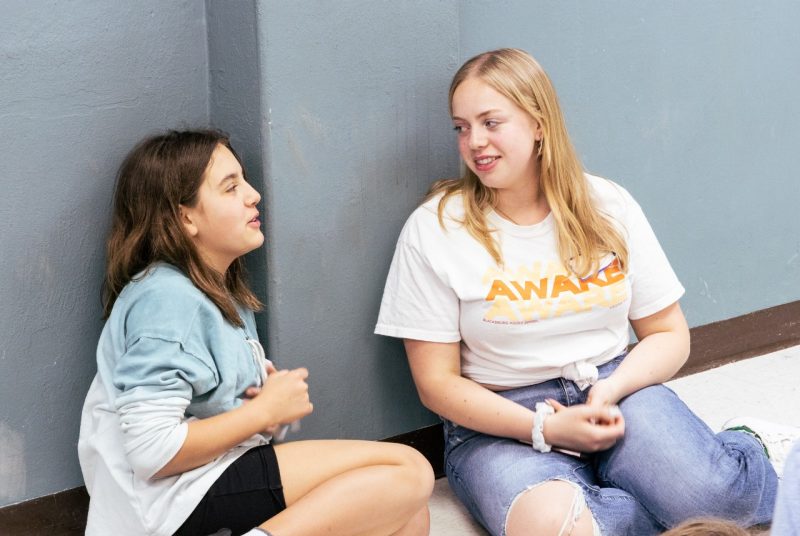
[443,355,778,536]
[772,442,800,536]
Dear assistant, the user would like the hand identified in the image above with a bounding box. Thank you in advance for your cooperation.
[245,368,313,430]
[543,399,625,453]
[243,386,280,436]
[586,378,622,411]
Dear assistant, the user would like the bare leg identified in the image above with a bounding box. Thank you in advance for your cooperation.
[506,481,595,536]
[261,440,433,536]
[390,505,430,536]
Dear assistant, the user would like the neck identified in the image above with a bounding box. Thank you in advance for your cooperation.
[493,179,549,226]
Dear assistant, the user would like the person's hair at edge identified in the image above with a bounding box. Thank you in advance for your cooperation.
[660,517,750,536]
[428,47,628,277]
[102,129,261,326]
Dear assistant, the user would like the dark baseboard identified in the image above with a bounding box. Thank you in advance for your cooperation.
[382,421,447,477]
[0,487,88,536]
[4,300,798,533]
[676,300,800,377]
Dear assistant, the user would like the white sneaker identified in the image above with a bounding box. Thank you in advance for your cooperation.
[723,416,800,478]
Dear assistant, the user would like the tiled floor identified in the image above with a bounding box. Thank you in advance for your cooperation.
[429,344,800,535]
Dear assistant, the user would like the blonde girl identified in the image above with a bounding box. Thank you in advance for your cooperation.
[375,49,786,535]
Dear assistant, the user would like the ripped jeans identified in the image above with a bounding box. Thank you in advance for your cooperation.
[443,355,778,536]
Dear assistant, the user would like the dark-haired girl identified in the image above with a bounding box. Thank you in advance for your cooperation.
[79,130,433,536]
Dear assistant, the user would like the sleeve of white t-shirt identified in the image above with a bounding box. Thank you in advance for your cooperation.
[621,189,685,320]
[375,224,461,343]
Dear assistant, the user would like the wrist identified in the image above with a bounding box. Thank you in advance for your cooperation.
[609,378,628,404]
[596,377,624,405]
[237,398,275,432]
[531,402,554,452]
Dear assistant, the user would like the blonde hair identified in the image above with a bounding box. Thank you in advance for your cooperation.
[428,48,627,277]
[660,518,749,536]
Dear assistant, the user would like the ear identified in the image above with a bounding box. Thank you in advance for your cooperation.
[533,120,543,142]
[179,205,199,237]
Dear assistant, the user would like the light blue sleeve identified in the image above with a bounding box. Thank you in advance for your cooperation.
[113,336,218,479]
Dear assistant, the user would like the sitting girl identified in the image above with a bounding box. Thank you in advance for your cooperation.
[375,48,791,535]
[79,129,433,536]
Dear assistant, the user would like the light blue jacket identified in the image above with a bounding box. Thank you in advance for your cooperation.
[102,262,263,420]
[79,262,268,535]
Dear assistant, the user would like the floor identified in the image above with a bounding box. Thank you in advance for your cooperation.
[428,344,800,535]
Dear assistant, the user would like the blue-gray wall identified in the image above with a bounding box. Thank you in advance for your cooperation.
[0,0,210,507]
[459,0,800,326]
[250,0,460,440]
[206,0,269,333]
[2,0,798,508]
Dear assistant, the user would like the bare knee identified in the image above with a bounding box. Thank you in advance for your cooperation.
[384,443,435,507]
[401,445,435,505]
[506,480,596,536]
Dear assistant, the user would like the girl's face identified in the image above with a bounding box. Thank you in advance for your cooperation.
[451,77,542,193]
[180,144,263,273]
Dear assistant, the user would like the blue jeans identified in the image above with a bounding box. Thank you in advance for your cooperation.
[772,441,800,535]
[443,355,778,536]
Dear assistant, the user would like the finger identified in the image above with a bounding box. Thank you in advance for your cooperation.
[244,387,261,397]
[266,362,278,374]
[595,415,625,438]
[598,405,623,425]
[546,398,565,411]
[291,367,309,380]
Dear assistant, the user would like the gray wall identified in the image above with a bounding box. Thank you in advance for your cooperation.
[2,0,798,508]
[206,0,269,334]
[252,0,460,440]
[458,0,800,327]
[0,0,210,507]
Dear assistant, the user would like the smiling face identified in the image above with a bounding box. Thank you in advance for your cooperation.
[180,144,263,273]
[451,76,542,193]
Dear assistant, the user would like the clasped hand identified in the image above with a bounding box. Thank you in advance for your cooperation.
[543,379,625,453]
[243,364,313,435]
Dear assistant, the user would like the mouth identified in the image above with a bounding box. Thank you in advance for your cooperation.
[474,155,500,171]
[248,213,261,225]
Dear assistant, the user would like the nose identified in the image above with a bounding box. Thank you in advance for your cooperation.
[468,127,487,150]
[245,181,261,206]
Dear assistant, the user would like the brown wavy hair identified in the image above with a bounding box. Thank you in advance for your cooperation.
[429,48,628,277]
[102,129,262,326]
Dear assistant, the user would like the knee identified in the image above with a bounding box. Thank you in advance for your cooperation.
[506,480,596,536]
[393,444,435,506]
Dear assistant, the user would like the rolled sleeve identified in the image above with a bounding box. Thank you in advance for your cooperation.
[622,194,685,320]
[113,336,217,479]
[375,238,461,342]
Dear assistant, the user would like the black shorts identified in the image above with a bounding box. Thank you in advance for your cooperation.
[174,445,286,536]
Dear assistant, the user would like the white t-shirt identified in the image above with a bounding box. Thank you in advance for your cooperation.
[375,174,684,388]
